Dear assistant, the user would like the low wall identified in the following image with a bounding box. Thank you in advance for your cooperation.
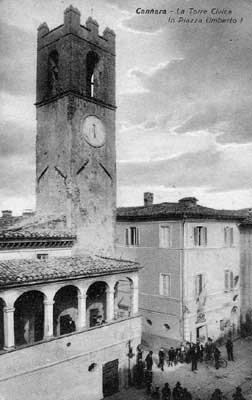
[0,316,141,400]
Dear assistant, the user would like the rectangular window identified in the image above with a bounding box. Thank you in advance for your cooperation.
[193,226,207,246]
[125,227,140,246]
[159,225,171,248]
[37,253,48,260]
[224,226,234,247]
[159,273,171,296]
[195,274,203,297]
[224,270,234,291]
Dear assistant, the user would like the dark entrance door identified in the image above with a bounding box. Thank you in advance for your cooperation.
[102,359,119,397]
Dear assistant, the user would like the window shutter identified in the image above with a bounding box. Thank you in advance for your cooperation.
[194,227,198,246]
[224,271,229,291]
[194,276,198,298]
[224,227,227,245]
[160,274,163,295]
[230,228,234,246]
[136,227,140,246]
[199,274,203,295]
[230,271,234,289]
[125,228,129,246]
[203,227,207,246]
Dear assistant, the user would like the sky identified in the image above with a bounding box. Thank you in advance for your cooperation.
[0,0,252,214]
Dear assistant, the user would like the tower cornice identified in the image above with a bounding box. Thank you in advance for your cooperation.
[35,90,117,110]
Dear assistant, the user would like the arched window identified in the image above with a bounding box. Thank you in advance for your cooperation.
[48,50,59,94]
[86,51,99,98]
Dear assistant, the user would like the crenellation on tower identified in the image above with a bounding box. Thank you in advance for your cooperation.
[103,27,116,41]
[37,7,115,53]
[37,22,49,39]
[64,4,81,33]
[36,6,115,107]
[85,16,99,35]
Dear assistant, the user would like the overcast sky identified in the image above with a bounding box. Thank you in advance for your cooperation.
[0,0,252,214]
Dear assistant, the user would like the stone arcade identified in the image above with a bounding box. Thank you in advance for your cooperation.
[0,6,141,400]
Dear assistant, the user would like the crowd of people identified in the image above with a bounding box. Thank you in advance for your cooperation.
[132,339,247,399]
[154,337,233,371]
[144,381,246,400]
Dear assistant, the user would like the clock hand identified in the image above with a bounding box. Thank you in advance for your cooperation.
[92,124,96,139]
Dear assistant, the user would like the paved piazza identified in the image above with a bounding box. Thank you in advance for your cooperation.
[111,337,252,400]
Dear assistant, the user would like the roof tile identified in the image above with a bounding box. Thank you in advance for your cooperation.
[117,202,248,221]
[0,255,140,288]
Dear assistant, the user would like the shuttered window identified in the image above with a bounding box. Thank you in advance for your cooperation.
[159,274,171,296]
[159,225,171,248]
[224,227,234,247]
[125,227,140,246]
[194,226,207,246]
[224,270,234,292]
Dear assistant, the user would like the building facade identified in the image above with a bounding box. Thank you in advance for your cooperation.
[240,216,252,333]
[116,194,242,348]
[0,7,141,400]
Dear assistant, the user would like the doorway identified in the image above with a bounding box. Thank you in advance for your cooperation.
[196,324,207,343]
[102,359,119,397]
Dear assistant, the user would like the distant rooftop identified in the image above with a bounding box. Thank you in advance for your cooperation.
[117,194,249,222]
[0,212,75,248]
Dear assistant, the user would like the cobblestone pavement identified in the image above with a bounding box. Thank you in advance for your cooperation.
[110,337,252,400]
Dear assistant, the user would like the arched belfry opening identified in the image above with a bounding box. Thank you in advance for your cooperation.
[48,50,59,94]
[86,281,107,327]
[53,286,78,336]
[14,291,44,346]
[86,51,99,98]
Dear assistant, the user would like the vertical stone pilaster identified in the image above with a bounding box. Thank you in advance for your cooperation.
[77,293,87,330]
[106,288,114,322]
[132,283,139,315]
[3,307,15,350]
[43,300,54,339]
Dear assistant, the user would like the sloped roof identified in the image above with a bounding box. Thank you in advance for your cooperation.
[117,202,247,222]
[240,215,252,226]
[0,214,74,242]
[0,216,23,231]
[0,255,140,288]
[0,230,75,240]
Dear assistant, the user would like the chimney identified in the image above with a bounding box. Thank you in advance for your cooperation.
[22,209,35,218]
[178,197,198,208]
[2,210,12,219]
[144,192,154,207]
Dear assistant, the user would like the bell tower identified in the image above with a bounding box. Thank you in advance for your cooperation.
[36,6,116,256]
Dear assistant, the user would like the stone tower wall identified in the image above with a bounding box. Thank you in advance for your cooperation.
[36,6,116,256]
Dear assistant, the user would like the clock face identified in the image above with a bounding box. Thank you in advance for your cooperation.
[82,115,106,147]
